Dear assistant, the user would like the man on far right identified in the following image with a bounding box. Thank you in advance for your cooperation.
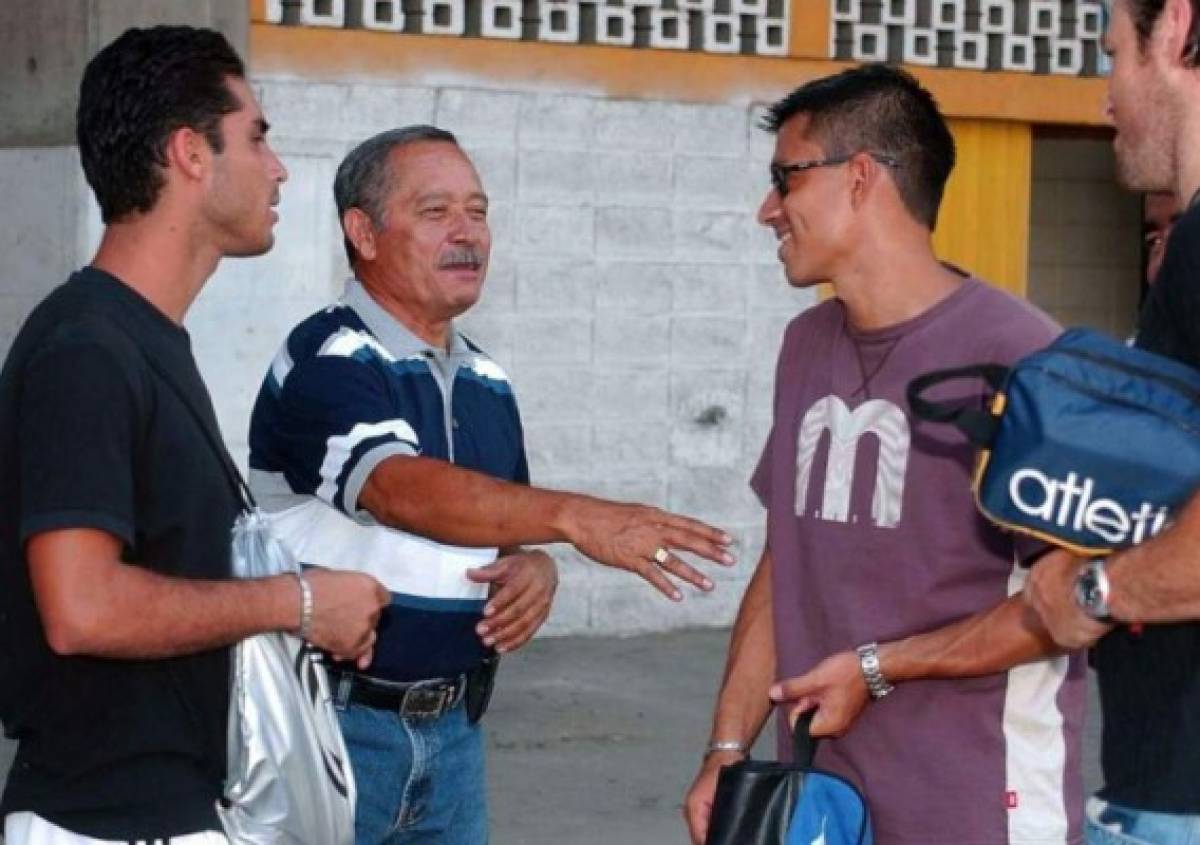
[1026,0,1200,842]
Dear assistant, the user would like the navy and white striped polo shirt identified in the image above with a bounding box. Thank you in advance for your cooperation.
[248,279,528,682]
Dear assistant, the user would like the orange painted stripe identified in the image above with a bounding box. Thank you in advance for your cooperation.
[248,23,1109,127]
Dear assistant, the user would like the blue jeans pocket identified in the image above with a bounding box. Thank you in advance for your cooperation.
[1086,796,1200,845]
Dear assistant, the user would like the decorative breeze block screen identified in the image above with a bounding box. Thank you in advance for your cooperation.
[832,0,1107,76]
[264,0,790,55]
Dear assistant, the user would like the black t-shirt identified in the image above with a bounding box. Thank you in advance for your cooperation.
[1094,201,1200,812]
[0,268,241,838]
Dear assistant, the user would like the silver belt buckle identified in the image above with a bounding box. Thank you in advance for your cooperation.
[399,681,452,720]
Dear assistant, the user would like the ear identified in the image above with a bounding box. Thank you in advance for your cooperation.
[343,208,378,262]
[1163,0,1198,66]
[846,152,876,211]
[164,125,210,183]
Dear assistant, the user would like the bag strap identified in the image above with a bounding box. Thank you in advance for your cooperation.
[906,364,1008,448]
[100,314,256,512]
[791,710,818,768]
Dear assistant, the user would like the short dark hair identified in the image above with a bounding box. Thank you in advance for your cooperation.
[333,125,460,266]
[763,64,956,229]
[1128,0,1168,44]
[77,26,244,224]
[1127,0,1200,64]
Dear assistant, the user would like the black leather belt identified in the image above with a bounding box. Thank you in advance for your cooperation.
[334,671,467,720]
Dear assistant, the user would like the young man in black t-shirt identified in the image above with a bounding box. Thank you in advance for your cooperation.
[1026,0,1200,840]
[0,26,388,844]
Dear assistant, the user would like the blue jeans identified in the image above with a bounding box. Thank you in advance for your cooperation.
[338,700,487,845]
[1087,796,1200,845]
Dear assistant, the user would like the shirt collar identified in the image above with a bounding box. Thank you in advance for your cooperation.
[341,278,472,361]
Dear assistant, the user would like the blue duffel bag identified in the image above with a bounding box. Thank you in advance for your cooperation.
[907,327,1200,556]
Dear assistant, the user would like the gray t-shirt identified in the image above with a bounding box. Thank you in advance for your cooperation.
[752,277,1085,844]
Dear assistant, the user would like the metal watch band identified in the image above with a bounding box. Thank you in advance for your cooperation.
[1074,557,1113,621]
[856,641,895,700]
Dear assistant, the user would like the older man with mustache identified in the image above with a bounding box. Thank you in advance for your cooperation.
[247,125,733,845]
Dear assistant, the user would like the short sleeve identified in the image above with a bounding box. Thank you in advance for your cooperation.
[988,302,1061,366]
[19,332,138,546]
[271,355,419,521]
[749,423,776,509]
[509,396,530,486]
[750,316,805,509]
[510,436,530,487]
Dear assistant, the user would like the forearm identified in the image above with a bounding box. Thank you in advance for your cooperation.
[879,593,1059,683]
[1107,492,1200,622]
[708,551,777,746]
[29,533,299,659]
[361,455,580,547]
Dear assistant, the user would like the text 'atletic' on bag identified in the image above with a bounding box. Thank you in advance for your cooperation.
[907,327,1200,556]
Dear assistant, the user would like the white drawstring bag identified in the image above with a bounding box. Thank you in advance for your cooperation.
[219,509,357,845]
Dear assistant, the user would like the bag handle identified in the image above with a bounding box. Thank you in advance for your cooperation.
[906,364,1008,448]
[791,710,818,768]
[99,314,256,512]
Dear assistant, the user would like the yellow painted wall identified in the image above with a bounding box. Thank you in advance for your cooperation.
[935,119,1032,296]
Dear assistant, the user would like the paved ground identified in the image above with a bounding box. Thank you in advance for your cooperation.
[0,628,1101,844]
[484,629,1102,844]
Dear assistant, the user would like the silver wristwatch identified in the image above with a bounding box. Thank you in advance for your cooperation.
[1074,557,1113,621]
[855,642,894,700]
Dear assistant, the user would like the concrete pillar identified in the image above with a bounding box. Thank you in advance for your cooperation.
[0,0,248,358]
[0,0,247,148]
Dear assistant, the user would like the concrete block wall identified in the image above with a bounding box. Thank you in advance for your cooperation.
[1027,134,1143,337]
[52,77,804,637]
[219,78,812,635]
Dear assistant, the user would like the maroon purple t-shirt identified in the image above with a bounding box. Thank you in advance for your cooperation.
[752,278,1085,844]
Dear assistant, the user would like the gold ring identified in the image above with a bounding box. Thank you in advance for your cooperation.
[653,547,670,565]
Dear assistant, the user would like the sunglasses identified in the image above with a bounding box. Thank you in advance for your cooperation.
[769,152,902,197]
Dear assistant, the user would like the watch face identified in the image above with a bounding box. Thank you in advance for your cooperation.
[1078,572,1095,604]
[1075,563,1108,616]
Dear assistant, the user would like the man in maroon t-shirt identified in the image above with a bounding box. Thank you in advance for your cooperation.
[684,65,1085,844]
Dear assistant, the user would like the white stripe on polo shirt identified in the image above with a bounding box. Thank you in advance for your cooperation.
[316,419,419,509]
[318,326,396,362]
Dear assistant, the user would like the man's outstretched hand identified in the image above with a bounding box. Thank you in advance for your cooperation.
[559,497,735,600]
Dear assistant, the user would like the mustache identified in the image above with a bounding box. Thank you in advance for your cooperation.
[438,246,485,269]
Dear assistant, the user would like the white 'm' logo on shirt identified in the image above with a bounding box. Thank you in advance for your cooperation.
[795,396,910,528]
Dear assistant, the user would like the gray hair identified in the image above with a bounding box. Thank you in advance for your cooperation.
[333,124,460,265]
